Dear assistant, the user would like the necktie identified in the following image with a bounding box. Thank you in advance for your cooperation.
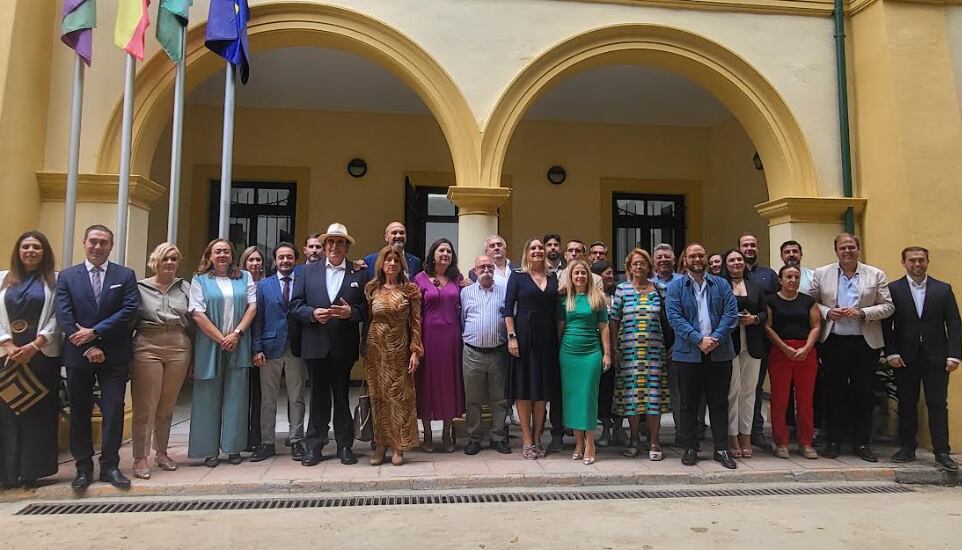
[282,276,291,308]
[91,266,103,303]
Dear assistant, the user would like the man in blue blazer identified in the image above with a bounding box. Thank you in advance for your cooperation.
[290,223,369,466]
[251,242,308,462]
[54,225,139,490]
[360,221,421,278]
[666,243,739,469]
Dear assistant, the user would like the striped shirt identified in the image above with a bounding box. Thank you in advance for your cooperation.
[460,281,507,348]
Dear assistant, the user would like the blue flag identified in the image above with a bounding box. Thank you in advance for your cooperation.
[205,0,250,84]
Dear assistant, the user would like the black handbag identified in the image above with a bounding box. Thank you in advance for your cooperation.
[353,382,373,442]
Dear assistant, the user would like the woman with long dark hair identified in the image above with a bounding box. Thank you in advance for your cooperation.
[413,238,464,452]
[0,231,61,488]
[364,246,423,466]
[188,239,257,467]
[721,248,767,458]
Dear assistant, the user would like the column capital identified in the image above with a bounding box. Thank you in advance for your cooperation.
[447,186,511,216]
[754,196,867,225]
[37,172,165,210]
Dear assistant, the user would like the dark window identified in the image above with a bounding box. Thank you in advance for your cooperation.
[404,179,459,259]
[209,181,296,274]
[611,193,685,277]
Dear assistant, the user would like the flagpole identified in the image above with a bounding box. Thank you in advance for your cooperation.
[166,30,187,244]
[63,54,85,268]
[116,52,136,264]
[218,63,235,239]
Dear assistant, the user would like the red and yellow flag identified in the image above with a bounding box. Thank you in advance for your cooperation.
[114,0,151,60]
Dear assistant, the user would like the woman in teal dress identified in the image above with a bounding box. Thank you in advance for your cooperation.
[558,259,611,465]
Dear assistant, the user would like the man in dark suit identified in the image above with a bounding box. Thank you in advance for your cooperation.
[290,223,368,466]
[882,246,960,471]
[54,225,139,489]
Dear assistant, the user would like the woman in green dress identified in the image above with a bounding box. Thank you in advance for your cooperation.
[558,260,611,465]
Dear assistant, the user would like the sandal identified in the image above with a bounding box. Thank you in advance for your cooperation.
[571,452,584,460]
[133,465,151,480]
[741,447,753,459]
[523,445,539,460]
[534,444,547,458]
[774,446,790,459]
[731,448,743,458]
[583,453,596,465]
[155,456,178,471]
[802,446,819,460]
[649,446,664,461]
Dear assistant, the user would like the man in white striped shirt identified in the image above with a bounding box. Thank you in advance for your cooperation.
[460,255,511,455]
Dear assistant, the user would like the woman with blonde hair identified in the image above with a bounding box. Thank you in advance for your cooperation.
[504,237,559,460]
[239,246,265,283]
[188,239,257,467]
[364,246,423,466]
[130,242,192,479]
[557,259,611,464]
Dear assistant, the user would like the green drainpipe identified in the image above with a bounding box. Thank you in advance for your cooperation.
[834,0,856,233]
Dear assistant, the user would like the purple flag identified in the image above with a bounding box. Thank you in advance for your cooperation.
[62,0,97,66]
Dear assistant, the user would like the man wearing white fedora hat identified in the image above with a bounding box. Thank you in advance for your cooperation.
[290,223,369,466]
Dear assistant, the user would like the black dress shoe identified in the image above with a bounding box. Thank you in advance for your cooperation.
[337,447,357,465]
[891,448,917,463]
[250,444,276,462]
[547,435,564,453]
[714,450,738,470]
[934,453,959,472]
[464,440,482,455]
[491,440,512,455]
[854,445,877,463]
[301,448,323,466]
[291,442,306,461]
[681,449,698,466]
[72,470,93,491]
[227,453,244,465]
[821,441,841,459]
[99,468,131,489]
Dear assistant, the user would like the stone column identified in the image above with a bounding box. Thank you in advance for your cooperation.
[448,186,511,274]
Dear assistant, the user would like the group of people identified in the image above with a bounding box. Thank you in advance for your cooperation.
[0,220,957,491]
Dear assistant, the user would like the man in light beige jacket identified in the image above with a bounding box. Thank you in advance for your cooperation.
[810,233,894,462]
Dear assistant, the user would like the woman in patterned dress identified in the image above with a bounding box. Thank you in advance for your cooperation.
[609,248,670,461]
[364,246,423,466]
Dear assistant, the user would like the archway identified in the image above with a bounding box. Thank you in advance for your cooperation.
[480,23,818,200]
[96,2,479,187]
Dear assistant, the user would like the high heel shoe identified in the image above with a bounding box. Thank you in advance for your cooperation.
[133,464,151,480]
[571,452,584,460]
[155,455,178,471]
[391,452,405,466]
[370,447,387,466]
[442,425,456,453]
[583,453,596,465]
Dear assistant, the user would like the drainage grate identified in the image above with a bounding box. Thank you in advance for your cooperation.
[15,485,913,515]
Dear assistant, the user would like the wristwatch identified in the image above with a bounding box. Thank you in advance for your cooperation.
[508,332,517,340]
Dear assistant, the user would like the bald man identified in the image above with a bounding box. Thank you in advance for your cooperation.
[361,221,422,278]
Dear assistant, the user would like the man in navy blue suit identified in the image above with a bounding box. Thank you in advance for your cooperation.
[360,221,421,278]
[55,225,139,490]
[290,223,369,466]
[251,242,308,462]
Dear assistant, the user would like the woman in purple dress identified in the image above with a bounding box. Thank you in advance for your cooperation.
[414,238,465,453]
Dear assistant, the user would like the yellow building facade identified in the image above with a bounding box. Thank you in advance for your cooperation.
[1,0,961,448]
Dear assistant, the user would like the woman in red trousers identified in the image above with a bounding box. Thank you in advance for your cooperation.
[764,265,821,459]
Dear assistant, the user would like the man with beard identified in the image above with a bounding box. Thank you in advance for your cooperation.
[738,233,779,450]
[460,255,512,455]
[468,235,513,286]
[361,222,422,278]
[543,233,565,275]
[779,240,815,295]
[666,243,739,468]
[651,244,683,286]
[810,233,893,461]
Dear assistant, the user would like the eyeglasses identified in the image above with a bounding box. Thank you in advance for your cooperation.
[476,265,495,272]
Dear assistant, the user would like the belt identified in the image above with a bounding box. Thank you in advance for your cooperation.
[9,319,36,334]
[464,343,505,353]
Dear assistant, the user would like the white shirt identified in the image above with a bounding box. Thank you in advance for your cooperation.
[690,274,712,337]
[326,259,347,303]
[908,276,927,318]
[493,260,512,288]
[84,259,108,293]
[188,273,257,333]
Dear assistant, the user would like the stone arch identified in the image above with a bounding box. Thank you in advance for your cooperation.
[97,1,480,186]
[480,23,818,199]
